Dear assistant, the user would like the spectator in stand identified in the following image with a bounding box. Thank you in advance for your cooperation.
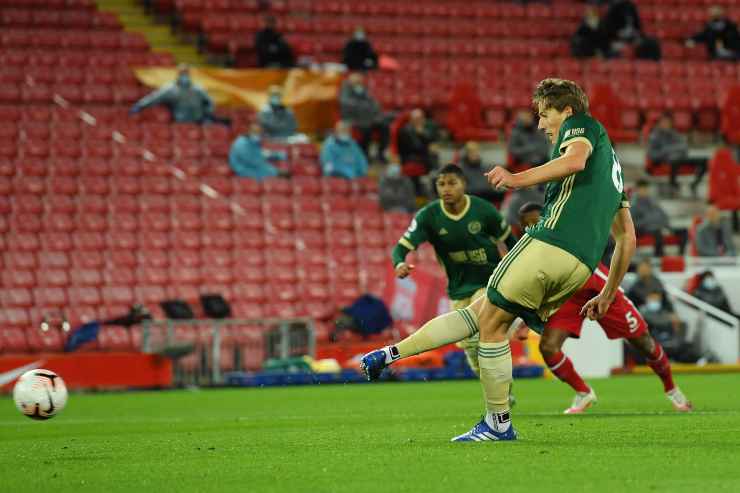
[508,110,551,167]
[630,179,688,257]
[647,113,707,195]
[320,120,368,180]
[571,6,613,58]
[628,259,674,311]
[342,27,378,71]
[130,65,216,124]
[640,291,701,363]
[229,122,289,180]
[602,0,642,45]
[339,72,389,162]
[398,108,440,180]
[696,205,737,257]
[626,261,702,363]
[258,85,299,140]
[692,271,739,317]
[502,185,545,232]
[255,15,295,68]
[686,6,740,60]
[458,141,502,204]
[379,162,416,213]
[601,0,661,60]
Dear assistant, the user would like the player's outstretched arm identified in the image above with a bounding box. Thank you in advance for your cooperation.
[391,243,415,278]
[581,208,636,320]
[486,141,590,190]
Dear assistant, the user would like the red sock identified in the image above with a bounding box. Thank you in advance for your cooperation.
[647,342,675,392]
[544,351,590,394]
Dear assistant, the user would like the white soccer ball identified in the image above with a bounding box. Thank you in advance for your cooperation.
[13,369,68,420]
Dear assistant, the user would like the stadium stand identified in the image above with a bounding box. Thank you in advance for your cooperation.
[152,0,740,135]
[1,0,739,376]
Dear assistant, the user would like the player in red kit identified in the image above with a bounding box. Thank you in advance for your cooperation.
[518,202,692,414]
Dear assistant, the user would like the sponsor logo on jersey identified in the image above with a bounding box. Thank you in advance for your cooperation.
[439,228,448,235]
[564,128,585,139]
[467,221,481,234]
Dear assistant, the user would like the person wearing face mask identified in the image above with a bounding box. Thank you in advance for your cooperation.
[342,27,378,71]
[339,72,390,162]
[507,110,551,168]
[692,271,739,317]
[379,161,416,213]
[130,65,216,124]
[627,257,688,343]
[571,6,613,58]
[686,6,740,60]
[229,122,289,180]
[320,120,368,180]
[641,291,704,364]
[258,85,299,140]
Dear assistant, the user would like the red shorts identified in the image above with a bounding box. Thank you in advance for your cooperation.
[545,292,648,340]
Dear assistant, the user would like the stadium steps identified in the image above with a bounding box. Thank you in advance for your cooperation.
[95,0,208,66]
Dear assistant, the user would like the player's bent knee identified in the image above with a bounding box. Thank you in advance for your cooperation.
[539,338,560,357]
[476,300,514,341]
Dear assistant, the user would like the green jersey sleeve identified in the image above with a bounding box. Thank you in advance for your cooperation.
[558,114,599,157]
[391,209,430,268]
[398,209,429,252]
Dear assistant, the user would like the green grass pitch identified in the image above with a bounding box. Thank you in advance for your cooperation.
[2,373,740,493]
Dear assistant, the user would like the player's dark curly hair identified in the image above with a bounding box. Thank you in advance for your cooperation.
[436,163,466,182]
[532,78,589,114]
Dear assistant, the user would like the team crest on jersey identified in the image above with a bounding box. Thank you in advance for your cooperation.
[467,221,481,234]
[439,228,448,235]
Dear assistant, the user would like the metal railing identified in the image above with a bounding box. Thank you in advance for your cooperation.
[665,286,740,363]
[141,318,315,385]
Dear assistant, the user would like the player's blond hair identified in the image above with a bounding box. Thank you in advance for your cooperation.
[532,78,589,114]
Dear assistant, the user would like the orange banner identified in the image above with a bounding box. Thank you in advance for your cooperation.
[133,67,342,134]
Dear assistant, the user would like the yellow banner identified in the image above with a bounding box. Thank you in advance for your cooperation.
[133,67,342,134]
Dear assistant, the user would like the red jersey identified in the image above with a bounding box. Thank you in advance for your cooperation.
[546,264,647,339]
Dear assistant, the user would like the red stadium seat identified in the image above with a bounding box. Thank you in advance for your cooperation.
[98,326,132,352]
[3,269,35,288]
[26,328,64,353]
[38,251,70,269]
[70,269,102,287]
[71,250,103,269]
[1,327,29,353]
[68,286,102,306]
[102,286,134,306]
[33,287,67,307]
[36,269,69,288]
[40,232,73,252]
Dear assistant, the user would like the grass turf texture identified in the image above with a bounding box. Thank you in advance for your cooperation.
[2,374,740,493]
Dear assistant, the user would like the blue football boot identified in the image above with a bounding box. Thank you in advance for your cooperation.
[450,417,518,442]
[360,349,388,381]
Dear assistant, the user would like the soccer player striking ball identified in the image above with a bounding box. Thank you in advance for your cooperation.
[518,202,692,414]
[390,164,517,374]
[363,78,635,442]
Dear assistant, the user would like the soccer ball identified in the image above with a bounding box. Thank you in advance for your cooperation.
[13,369,68,420]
